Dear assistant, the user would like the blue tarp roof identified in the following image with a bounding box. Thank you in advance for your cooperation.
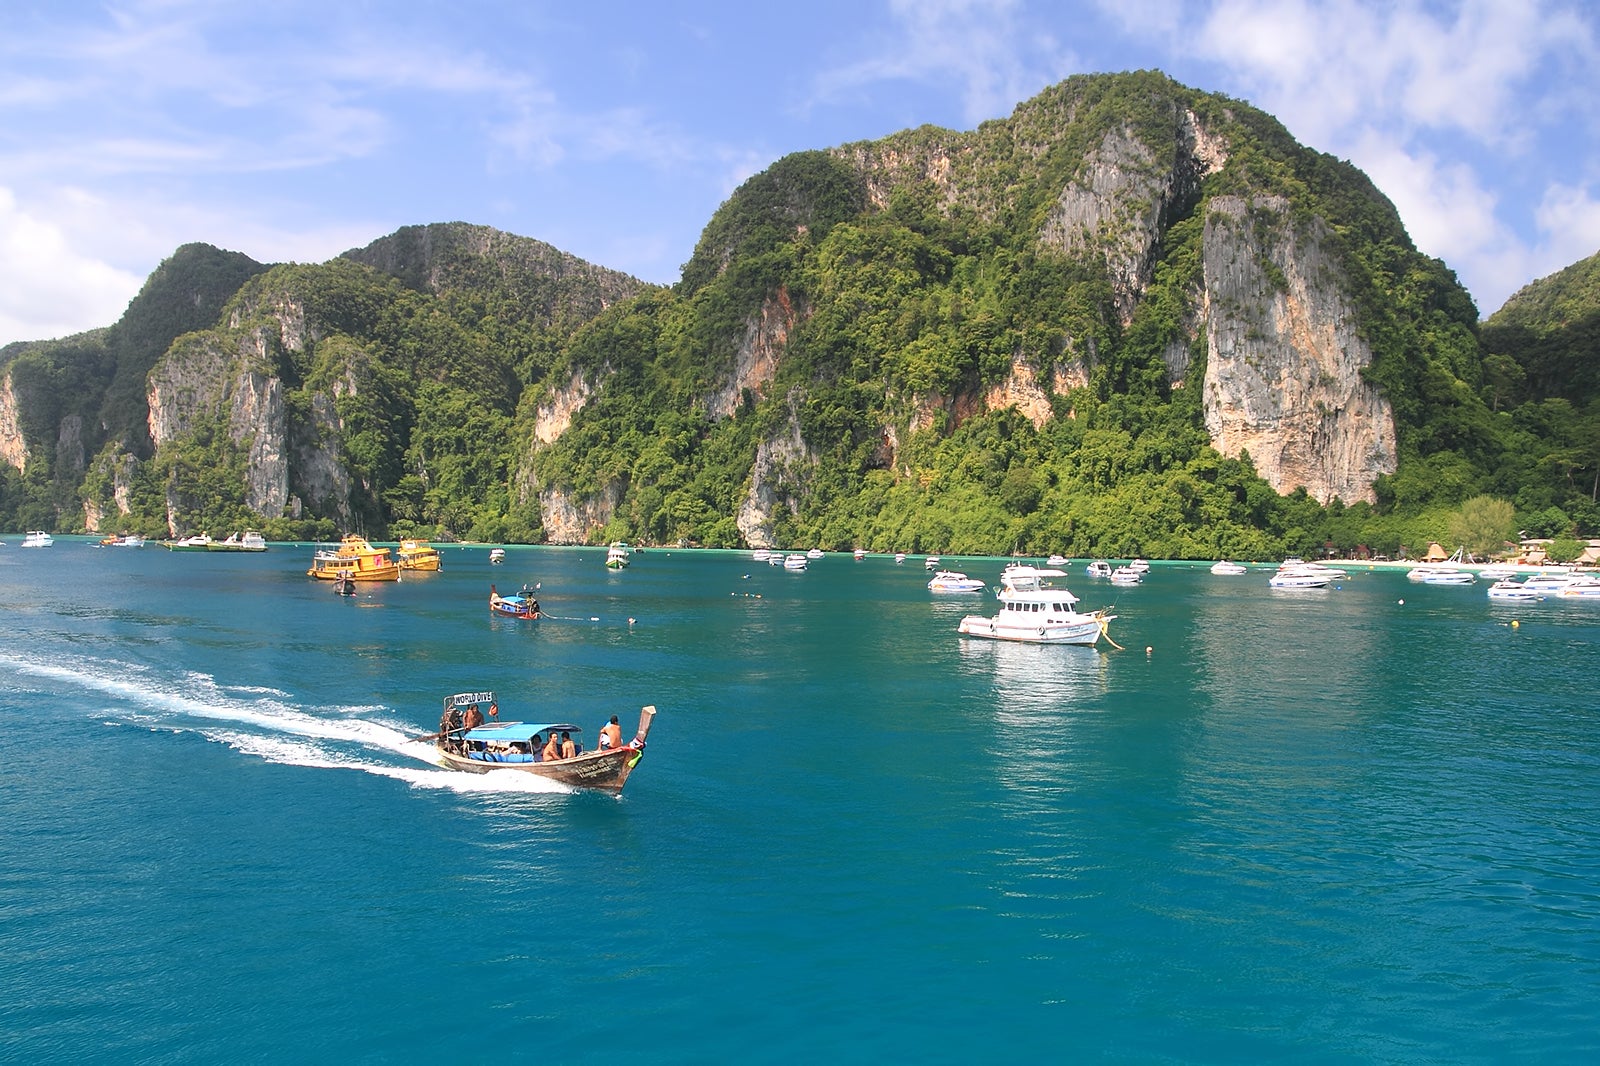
[464,722,582,743]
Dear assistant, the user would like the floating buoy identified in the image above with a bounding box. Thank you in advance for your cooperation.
[1511,619,1520,628]
[1146,646,1153,656]
[1398,598,1405,605]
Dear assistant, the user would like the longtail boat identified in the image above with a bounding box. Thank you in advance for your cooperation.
[431,692,655,794]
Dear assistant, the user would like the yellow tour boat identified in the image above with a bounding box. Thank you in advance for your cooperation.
[307,535,401,582]
[396,538,442,571]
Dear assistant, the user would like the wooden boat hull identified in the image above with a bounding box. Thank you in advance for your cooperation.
[490,599,539,618]
[436,706,656,794]
[435,744,645,792]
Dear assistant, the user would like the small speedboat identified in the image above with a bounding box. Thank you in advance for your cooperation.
[605,542,631,569]
[925,555,941,570]
[927,570,987,593]
[489,547,506,564]
[1110,566,1144,586]
[783,553,808,571]
[1269,565,1330,589]
[1085,560,1112,578]
[21,530,54,548]
[1557,576,1600,598]
[1210,560,1248,575]
[1486,579,1540,601]
[1046,555,1069,567]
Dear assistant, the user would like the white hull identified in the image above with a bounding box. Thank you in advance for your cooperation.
[1269,573,1328,588]
[957,613,1108,645]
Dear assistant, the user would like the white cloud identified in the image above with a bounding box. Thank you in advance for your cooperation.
[810,0,1073,127]
[0,187,144,345]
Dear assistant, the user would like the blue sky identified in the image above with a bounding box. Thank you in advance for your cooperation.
[2,0,1597,347]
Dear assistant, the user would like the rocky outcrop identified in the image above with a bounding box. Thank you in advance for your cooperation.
[538,482,622,544]
[707,288,798,420]
[533,371,597,446]
[736,395,812,547]
[1039,111,1225,322]
[1196,195,1396,504]
[294,391,352,528]
[0,374,26,473]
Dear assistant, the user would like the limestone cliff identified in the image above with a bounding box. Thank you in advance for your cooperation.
[1195,195,1395,504]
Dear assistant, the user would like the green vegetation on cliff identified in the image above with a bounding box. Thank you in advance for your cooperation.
[2,75,1596,559]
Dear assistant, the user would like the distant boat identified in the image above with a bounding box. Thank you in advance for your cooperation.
[783,553,809,571]
[489,583,540,618]
[1110,566,1143,586]
[1486,579,1540,601]
[925,555,941,570]
[1407,548,1474,584]
[1210,560,1248,575]
[606,542,631,569]
[1269,564,1330,589]
[1046,554,1069,567]
[1556,575,1600,598]
[396,539,441,571]
[307,535,400,582]
[165,534,212,551]
[854,548,867,560]
[489,548,506,564]
[957,565,1114,646]
[1085,560,1112,578]
[928,570,987,593]
[21,531,54,548]
[894,553,906,564]
[209,531,267,552]
[99,533,146,547]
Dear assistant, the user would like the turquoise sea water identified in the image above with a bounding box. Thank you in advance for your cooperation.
[1,541,1597,1063]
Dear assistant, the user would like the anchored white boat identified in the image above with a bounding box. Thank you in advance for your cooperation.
[1085,560,1112,578]
[957,566,1115,646]
[1486,579,1541,601]
[1210,560,1248,575]
[1269,563,1331,588]
[21,531,55,547]
[927,570,987,593]
[1407,548,1474,584]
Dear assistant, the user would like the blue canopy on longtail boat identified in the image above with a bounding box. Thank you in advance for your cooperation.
[463,722,583,743]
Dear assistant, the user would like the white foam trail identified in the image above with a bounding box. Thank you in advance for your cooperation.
[0,650,574,794]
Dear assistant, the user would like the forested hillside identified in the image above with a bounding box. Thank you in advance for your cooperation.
[1,72,1596,560]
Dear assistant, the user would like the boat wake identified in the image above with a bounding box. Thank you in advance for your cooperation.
[0,651,573,794]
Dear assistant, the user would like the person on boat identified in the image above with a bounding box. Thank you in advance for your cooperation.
[488,702,499,719]
[529,734,544,762]
[560,731,576,760]
[599,716,622,750]
[463,704,484,730]
[542,733,562,762]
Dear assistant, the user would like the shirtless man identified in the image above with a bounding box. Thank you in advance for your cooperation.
[560,731,576,759]
[542,733,562,762]
[600,715,622,750]
[462,704,485,729]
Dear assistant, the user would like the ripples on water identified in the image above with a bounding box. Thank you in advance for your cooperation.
[2,548,1598,1061]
